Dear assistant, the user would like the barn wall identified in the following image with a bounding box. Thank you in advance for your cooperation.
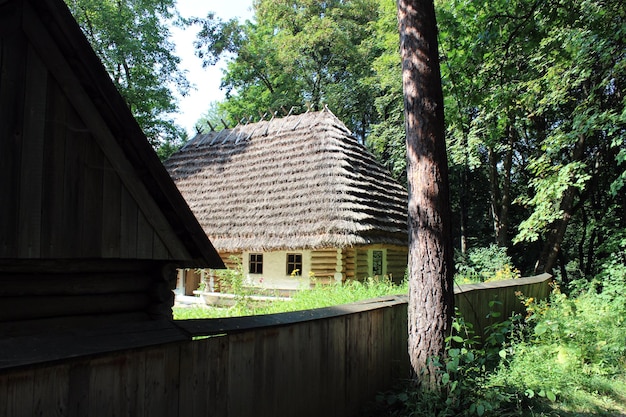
[0,15,181,261]
[0,260,177,337]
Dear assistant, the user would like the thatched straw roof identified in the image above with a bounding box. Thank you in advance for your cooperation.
[164,108,408,252]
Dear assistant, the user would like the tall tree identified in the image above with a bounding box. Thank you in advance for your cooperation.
[397,0,454,390]
[193,0,382,140]
[65,0,189,157]
[511,0,626,274]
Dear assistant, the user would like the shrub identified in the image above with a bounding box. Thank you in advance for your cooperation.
[374,279,626,417]
[455,245,521,284]
[488,283,626,415]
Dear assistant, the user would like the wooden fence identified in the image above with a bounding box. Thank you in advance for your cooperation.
[455,273,553,337]
[0,297,409,417]
[0,274,552,417]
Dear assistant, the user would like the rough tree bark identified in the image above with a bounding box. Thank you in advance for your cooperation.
[397,0,455,391]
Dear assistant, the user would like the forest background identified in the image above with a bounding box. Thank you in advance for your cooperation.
[64,0,625,285]
[59,1,625,414]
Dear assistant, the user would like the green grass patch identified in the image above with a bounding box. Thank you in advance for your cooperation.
[173,277,408,320]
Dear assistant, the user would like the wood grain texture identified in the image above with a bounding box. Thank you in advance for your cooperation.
[0,278,549,417]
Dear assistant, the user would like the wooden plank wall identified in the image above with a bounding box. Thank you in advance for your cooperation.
[0,28,170,261]
[455,273,553,338]
[0,260,177,336]
[0,276,554,417]
[0,297,410,417]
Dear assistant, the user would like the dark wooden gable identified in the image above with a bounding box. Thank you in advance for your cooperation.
[0,0,222,267]
[0,0,223,353]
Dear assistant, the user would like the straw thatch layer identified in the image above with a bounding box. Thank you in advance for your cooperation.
[164,109,408,252]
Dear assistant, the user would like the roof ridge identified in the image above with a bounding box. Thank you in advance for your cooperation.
[182,107,356,149]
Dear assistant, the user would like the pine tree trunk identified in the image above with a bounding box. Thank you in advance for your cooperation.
[397,0,455,391]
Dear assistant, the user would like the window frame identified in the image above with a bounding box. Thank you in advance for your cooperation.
[372,250,384,276]
[249,253,263,274]
[286,253,302,276]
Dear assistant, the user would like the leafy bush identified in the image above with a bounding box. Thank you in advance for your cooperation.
[455,245,521,284]
[488,284,626,415]
[374,277,626,417]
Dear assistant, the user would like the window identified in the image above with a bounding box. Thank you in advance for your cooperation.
[286,253,302,276]
[372,250,384,276]
[249,253,263,274]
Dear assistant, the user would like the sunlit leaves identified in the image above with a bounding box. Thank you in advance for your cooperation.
[197,0,382,138]
[66,0,187,152]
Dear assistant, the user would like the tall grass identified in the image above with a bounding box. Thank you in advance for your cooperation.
[173,277,408,320]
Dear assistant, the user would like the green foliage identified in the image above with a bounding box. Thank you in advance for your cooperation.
[194,101,231,133]
[455,245,521,284]
[488,284,626,415]
[66,0,189,155]
[195,0,384,139]
[372,275,626,416]
[375,304,524,417]
[214,256,247,296]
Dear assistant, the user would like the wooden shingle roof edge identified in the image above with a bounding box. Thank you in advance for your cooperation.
[22,0,223,269]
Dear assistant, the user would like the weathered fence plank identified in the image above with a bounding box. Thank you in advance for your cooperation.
[0,276,552,417]
[455,273,553,337]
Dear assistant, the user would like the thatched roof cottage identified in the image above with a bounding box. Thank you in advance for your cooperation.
[165,108,408,291]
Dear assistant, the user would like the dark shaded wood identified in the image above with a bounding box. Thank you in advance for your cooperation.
[0,28,26,259]
[4,369,34,417]
[0,293,151,321]
[60,104,86,258]
[136,209,155,259]
[81,128,104,257]
[323,315,347,417]
[120,187,139,258]
[0,312,151,338]
[2,0,222,266]
[0,258,159,273]
[101,158,122,258]
[67,362,90,417]
[41,76,69,258]
[178,339,206,417]
[0,320,188,370]
[0,273,153,296]
[18,44,47,258]
[33,364,69,416]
